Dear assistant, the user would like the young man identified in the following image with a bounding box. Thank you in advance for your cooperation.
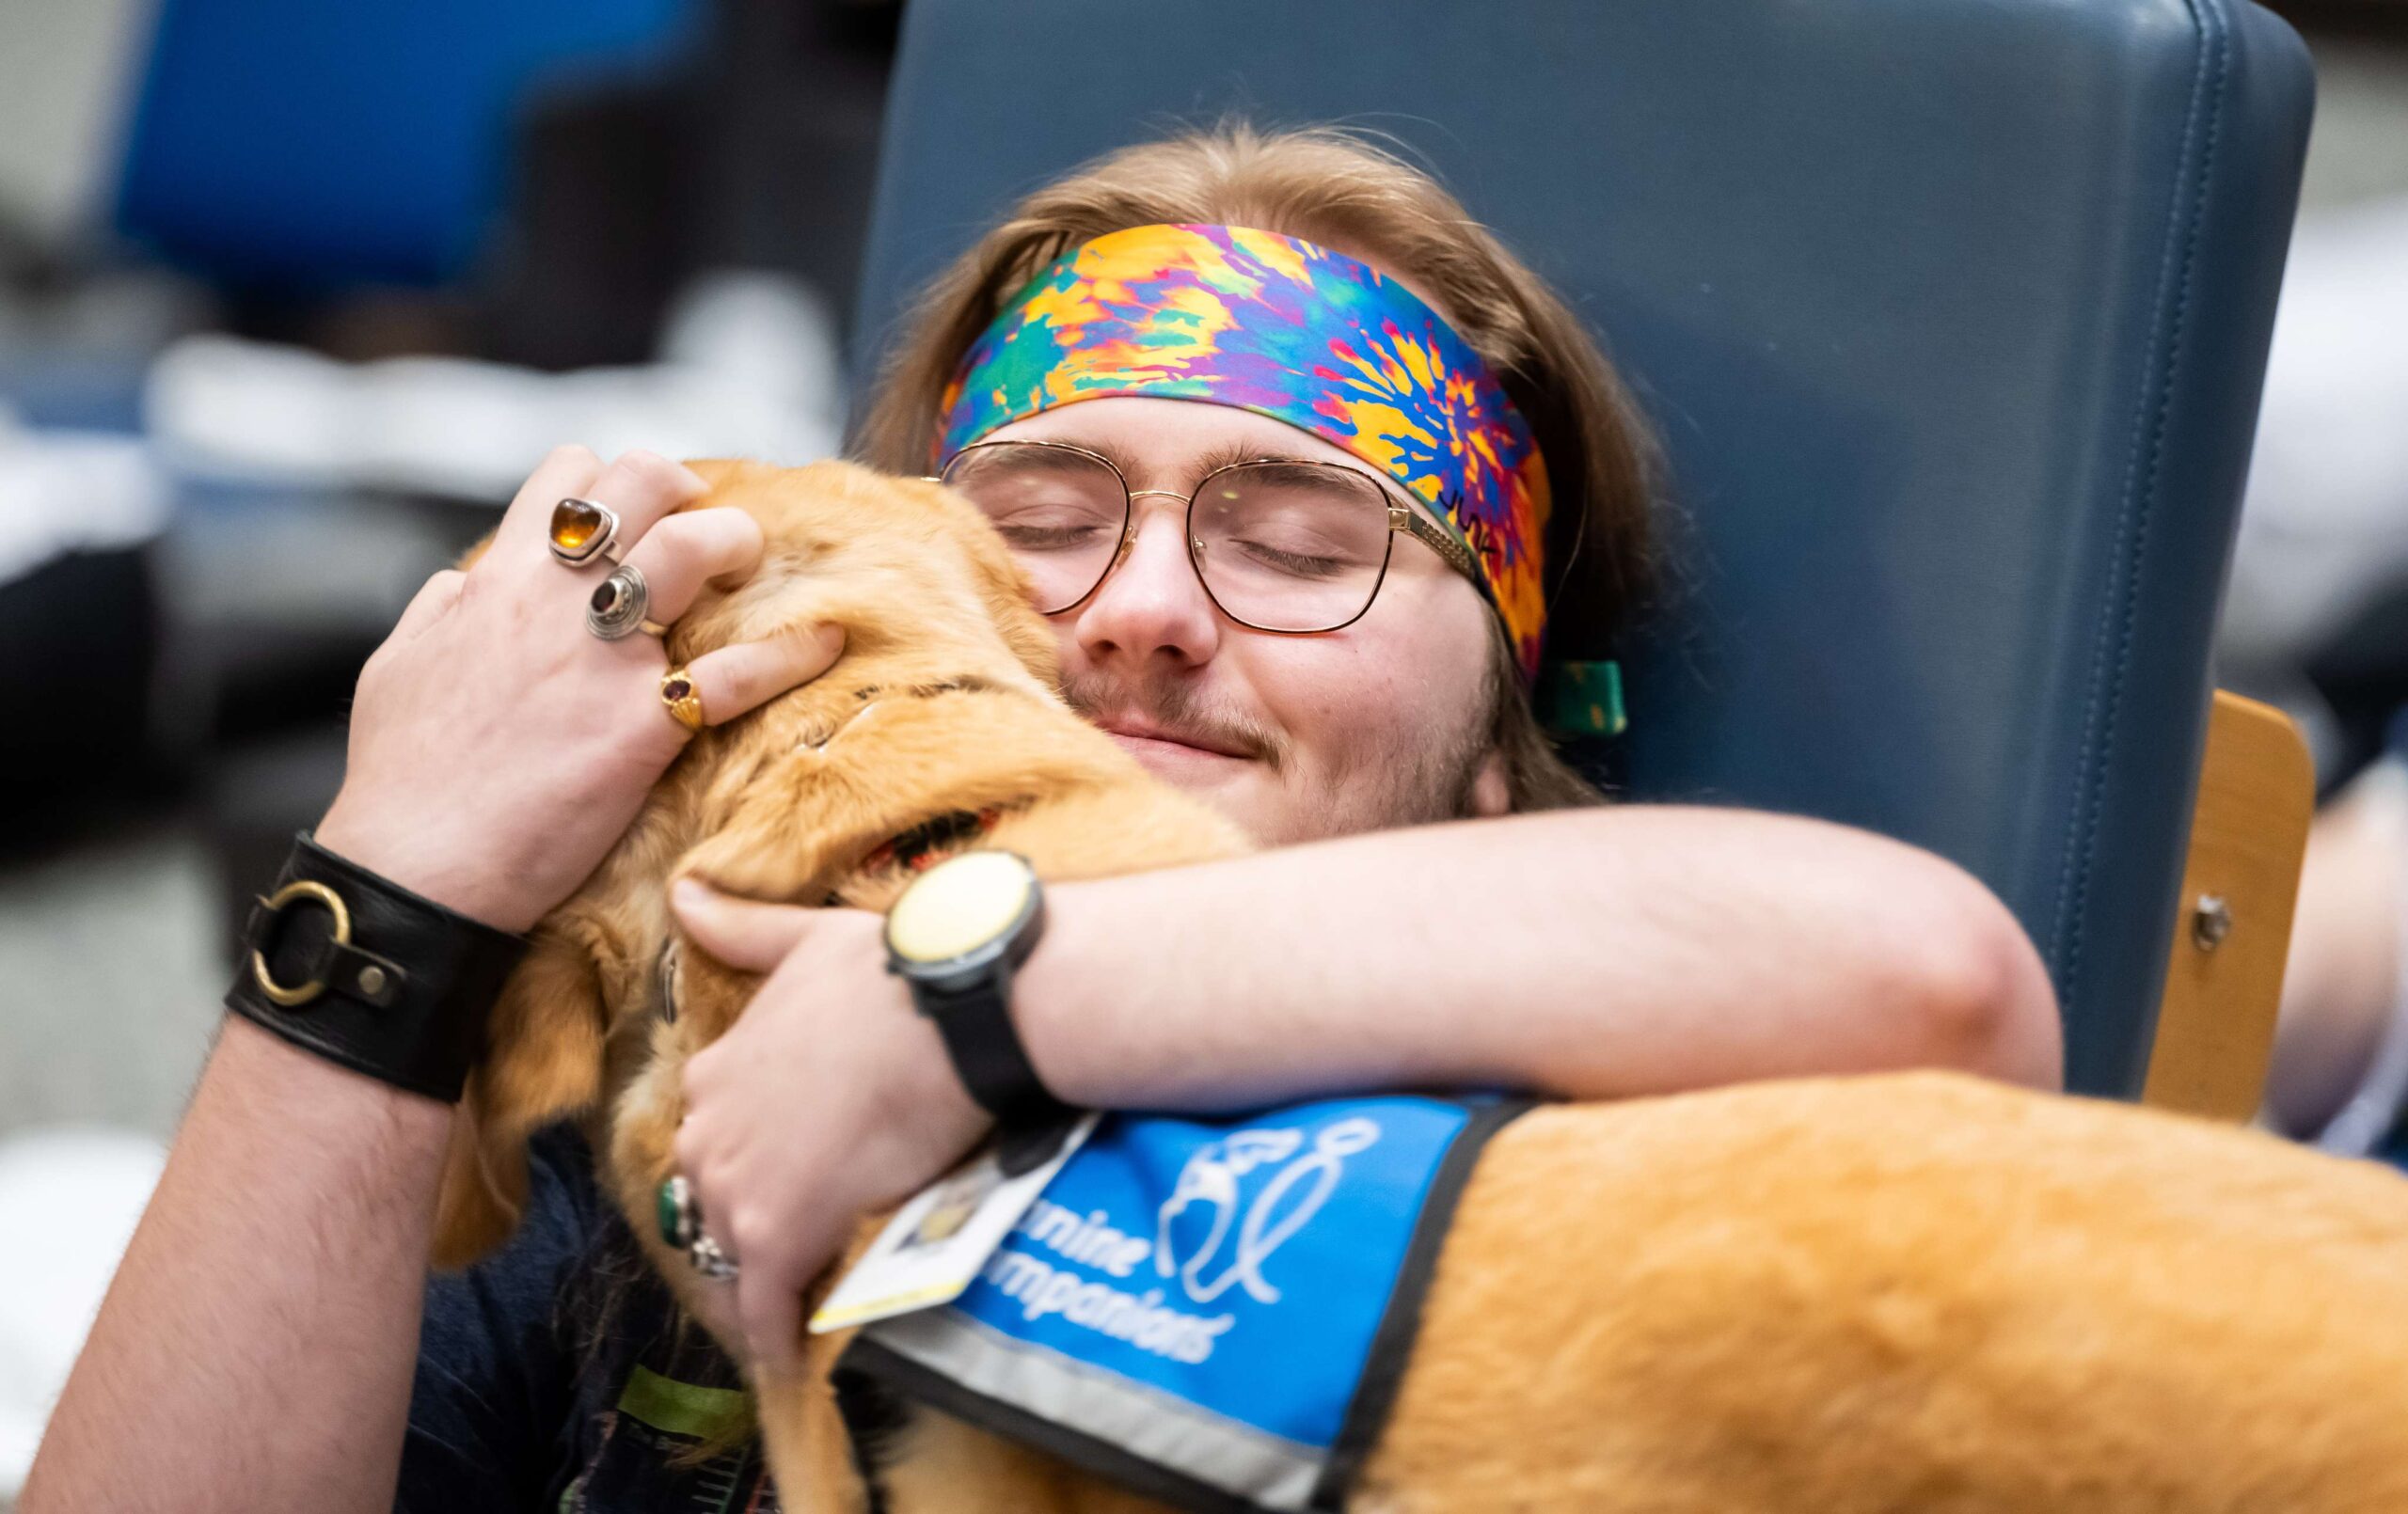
[27,141,2057,1514]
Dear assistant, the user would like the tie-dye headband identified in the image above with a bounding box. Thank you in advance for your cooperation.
[935,222,1555,680]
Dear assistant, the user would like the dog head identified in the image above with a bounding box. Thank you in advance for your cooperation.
[428,457,1065,1267]
[665,457,1060,695]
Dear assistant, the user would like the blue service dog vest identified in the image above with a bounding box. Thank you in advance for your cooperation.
[838,1094,1528,1513]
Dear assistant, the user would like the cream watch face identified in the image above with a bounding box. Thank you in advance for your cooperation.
[886,851,1038,966]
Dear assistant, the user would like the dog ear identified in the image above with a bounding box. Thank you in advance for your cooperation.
[431,936,610,1270]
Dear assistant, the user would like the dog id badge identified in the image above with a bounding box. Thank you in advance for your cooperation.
[812,1112,1101,1333]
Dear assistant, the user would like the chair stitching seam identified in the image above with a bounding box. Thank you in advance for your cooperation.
[2049,0,2229,1082]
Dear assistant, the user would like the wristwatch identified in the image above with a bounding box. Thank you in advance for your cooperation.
[883,850,1080,1147]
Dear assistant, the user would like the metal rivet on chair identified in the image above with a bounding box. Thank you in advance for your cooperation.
[2191,894,2232,953]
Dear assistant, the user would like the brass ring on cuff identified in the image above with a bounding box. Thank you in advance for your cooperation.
[660,667,705,733]
[586,562,653,640]
[547,497,621,565]
[248,879,350,1008]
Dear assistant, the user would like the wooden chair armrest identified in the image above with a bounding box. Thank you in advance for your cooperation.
[2142,688,2317,1120]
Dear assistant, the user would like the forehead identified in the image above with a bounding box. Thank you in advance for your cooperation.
[979,396,1371,488]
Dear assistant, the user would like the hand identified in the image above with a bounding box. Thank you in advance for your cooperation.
[314,447,846,931]
[669,878,990,1377]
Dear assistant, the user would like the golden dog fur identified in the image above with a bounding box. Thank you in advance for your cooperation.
[436,459,2408,1512]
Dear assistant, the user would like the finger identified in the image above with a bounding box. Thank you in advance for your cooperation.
[678,623,847,726]
[581,449,714,562]
[388,569,465,645]
[490,443,604,555]
[673,1103,709,1175]
[734,1242,808,1379]
[680,1258,747,1348]
[672,877,817,972]
[615,506,765,623]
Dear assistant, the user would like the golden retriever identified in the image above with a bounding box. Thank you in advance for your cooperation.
[434,458,2408,1512]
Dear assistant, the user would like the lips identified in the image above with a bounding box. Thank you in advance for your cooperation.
[1094,717,1253,762]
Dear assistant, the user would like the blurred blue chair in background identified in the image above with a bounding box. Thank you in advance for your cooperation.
[111,0,698,291]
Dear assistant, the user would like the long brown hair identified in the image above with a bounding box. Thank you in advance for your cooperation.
[849,120,1661,809]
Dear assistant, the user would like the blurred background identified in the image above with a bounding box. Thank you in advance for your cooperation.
[0,0,893,1490]
[0,0,2404,1500]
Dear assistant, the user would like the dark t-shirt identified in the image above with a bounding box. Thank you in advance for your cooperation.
[398,1125,785,1512]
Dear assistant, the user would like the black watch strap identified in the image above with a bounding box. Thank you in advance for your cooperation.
[920,973,1081,1171]
[224,831,530,1103]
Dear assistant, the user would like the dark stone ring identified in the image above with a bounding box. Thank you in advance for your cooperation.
[586,561,653,640]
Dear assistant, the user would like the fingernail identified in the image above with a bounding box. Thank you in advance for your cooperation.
[671,876,715,913]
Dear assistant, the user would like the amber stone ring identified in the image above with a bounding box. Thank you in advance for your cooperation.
[547,497,621,565]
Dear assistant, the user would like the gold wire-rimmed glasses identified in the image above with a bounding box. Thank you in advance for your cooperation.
[927,438,1481,633]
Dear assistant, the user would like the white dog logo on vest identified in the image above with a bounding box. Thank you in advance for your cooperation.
[1156,1116,1383,1305]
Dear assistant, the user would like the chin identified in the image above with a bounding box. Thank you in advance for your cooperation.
[1141,759,1279,842]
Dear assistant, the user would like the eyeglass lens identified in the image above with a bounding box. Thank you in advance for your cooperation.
[938,443,1395,633]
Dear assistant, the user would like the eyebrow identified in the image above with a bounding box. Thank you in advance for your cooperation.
[1069,435,1313,492]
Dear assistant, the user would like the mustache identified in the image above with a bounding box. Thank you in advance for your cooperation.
[1059,670,1288,772]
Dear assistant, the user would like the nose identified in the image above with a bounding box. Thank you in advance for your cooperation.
[1065,495,1222,673]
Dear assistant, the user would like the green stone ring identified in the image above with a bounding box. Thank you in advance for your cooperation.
[657,1175,701,1250]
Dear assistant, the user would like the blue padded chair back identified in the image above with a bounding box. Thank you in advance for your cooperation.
[849,0,2312,1096]
[112,0,697,289]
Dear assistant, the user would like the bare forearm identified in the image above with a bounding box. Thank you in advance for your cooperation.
[23,1017,452,1514]
[1022,805,2062,1111]
[2267,788,2405,1135]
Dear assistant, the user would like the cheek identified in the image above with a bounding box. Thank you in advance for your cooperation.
[1265,646,1415,759]
[1251,585,1491,768]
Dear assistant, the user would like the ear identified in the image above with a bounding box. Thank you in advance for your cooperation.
[431,936,610,1270]
[1470,746,1512,818]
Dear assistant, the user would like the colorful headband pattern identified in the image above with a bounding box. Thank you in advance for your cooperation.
[934,223,1553,679]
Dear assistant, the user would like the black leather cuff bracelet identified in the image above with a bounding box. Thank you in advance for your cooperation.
[224,831,531,1103]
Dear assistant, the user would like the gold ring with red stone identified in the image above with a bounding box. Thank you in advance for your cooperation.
[659,667,705,732]
[548,497,621,565]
